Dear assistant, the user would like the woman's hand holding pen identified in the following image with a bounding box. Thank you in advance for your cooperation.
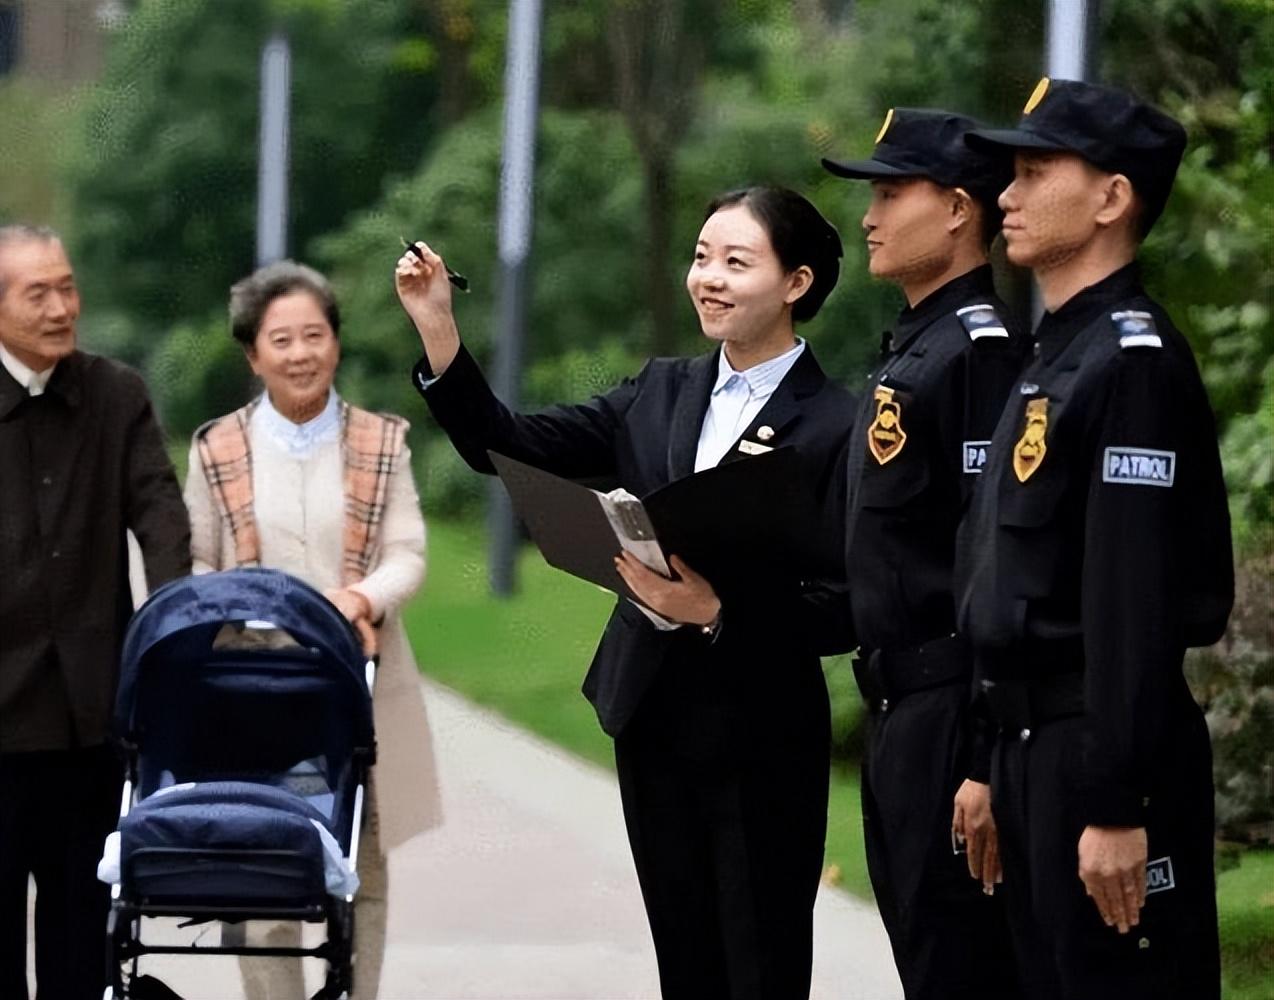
[615,552,722,628]
[395,239,462,376]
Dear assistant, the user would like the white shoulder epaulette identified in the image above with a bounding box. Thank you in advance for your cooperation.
[1112,309,1162,349]
[956,303,1009,340]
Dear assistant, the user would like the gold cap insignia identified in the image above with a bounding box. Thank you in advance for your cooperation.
[1024,77,1050,115]
[1012,397,1049,482]
[875,108,895,144]
[867,386,906,465]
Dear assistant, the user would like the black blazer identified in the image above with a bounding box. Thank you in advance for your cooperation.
[416,342,856,758]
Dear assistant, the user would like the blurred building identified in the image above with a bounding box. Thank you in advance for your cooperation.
[0,0,127,83]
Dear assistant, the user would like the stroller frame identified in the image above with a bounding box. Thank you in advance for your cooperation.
[103,570,378,1000]
[105,775,368,999]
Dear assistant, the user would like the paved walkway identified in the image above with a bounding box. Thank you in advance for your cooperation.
[30,681,902,999]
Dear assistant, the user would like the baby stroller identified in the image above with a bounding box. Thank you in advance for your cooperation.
[103,568,377,1000]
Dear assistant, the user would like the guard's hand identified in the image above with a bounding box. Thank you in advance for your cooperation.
[1077,825,1147,934]
[952,779,1001,892]
[614,552,721,627]
[395,239,461,374]
[324,587,371,624]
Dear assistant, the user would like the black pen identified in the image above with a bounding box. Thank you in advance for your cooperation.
[400,236,469,293]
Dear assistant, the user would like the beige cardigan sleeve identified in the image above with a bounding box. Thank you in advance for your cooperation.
[183,437,224,575]
[348,443,426,621]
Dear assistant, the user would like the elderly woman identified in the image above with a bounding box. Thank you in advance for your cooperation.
[184,260,440,999]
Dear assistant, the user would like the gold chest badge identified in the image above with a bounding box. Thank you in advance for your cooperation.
[1012,398,1049,482]
[867,386,907,465]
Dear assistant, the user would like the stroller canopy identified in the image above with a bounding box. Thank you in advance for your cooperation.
[115,568,371,742]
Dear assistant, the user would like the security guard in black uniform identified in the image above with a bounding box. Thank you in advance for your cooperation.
[955,79,1234,1000]
[822,109,1025,999]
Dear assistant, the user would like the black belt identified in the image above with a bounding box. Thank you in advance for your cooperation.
[982,671,1084,733]
[852,633,971,711]
[981,635,1086,675]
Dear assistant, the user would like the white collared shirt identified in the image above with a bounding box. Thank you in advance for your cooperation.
[251,389,341,459]
[693,339,804,472]
[0,342,56,396]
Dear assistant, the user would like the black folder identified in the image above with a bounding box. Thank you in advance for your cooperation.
[488,449,824,602]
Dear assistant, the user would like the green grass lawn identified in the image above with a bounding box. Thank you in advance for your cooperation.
[1218,850,1274,1000]
[405,518,1271,991]
[405,517,617,768]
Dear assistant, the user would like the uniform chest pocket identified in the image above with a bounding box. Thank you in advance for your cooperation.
[857,454,931,509]
[996,471,1067,527]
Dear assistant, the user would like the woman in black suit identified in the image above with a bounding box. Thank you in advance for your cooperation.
[396,186,855,1000]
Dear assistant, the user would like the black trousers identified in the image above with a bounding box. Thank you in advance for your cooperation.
[862,685,1021,1000]
[991,708,1220,1000]
[0,745,123,1000]
[614,735,829,1000]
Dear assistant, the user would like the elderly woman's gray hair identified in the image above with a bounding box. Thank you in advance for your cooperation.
[229,260,341,346]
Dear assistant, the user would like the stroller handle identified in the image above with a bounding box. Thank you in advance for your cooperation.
[355,618,379,660]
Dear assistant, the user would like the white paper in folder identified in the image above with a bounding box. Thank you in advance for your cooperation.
[598,488,680,631]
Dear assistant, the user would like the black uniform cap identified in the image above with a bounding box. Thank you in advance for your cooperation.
[821,108,1011,210]
[966,78,1187,232]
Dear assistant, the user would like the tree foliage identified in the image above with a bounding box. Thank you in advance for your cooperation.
[60,0,440,361]
[0,79,78,225]
[1100,0,1273,548]
[313,107,646,413]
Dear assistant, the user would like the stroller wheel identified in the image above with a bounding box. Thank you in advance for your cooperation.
[321,899,355,999]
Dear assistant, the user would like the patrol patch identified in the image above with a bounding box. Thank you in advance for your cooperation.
[1112,309,1162,349]
[963,441,990,474]
[875,108,895,144]
[957,304,1009,340]
[1103,447,1175,487]
[1024,77,1050,114]
[867,385,907,465]
[1145,856,1175,896]
[1012,398,1048,483]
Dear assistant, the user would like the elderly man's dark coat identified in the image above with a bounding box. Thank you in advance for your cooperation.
[0,349,191,751]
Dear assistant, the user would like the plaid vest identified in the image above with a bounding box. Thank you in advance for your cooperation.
[194,398,408,586]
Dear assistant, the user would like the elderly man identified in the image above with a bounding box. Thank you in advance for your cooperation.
[0,225,190,999]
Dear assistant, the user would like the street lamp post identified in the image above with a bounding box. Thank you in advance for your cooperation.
[1032,0,1097,324]
[1047,0,1095,81]
[256,30,291,267]
[488,0,544,597]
